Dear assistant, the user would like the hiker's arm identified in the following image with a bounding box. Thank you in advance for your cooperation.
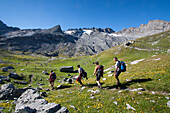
[93,67,97,76]
[115,66,118,73]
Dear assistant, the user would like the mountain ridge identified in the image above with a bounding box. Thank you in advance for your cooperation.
[0,19,169,57]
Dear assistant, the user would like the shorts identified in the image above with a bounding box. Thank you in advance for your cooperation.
[96,75,101,81]
[115,71,121,76]
[50,79,55,83]
[76,76,82,82]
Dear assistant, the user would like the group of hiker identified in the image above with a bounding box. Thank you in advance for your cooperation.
[49,57,126,90]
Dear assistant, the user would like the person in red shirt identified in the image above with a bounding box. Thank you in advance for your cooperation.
[49,70,56,90]
[93,61,103,89]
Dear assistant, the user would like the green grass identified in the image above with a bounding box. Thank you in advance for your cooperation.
[0,31,170,112]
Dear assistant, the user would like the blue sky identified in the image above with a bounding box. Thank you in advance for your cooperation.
[0,0,170,31]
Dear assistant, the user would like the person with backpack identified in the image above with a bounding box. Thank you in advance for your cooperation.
[49,70,56,90]
[114,57,122,86]
[77,65,88,86]
[93,61,104,89]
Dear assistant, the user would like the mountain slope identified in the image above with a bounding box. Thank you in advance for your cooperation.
[0,30,169,112]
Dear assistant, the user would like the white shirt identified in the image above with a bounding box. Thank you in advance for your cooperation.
[78,67,84,73]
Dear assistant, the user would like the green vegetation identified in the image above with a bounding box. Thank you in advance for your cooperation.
[0,31,170,112]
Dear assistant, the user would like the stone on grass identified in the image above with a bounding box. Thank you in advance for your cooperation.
[0,79,4,84]
[87,90,100,94]
[59,66,74,73]
[167,101,170,108]
[67,78,73,84]
[113,101,117,105]
[9,72,21,79]
[126,104,136,111]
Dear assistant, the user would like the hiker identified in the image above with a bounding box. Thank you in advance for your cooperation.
[93,61,103,89]
[114,57,121,86]
[77,65,88,86]
[49,70,56,90]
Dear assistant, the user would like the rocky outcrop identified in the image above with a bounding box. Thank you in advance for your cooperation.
[59,66,74,72]
[0,83,31,99]
[0,83,15,99]
[15,89,69,113]
[116,20,170,38]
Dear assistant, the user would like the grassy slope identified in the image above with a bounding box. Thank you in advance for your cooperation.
[0,31,170,112]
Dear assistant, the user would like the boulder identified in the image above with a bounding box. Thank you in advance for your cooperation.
[59,66,74,72]
[67,78,73,84]
[15,89,69,113]
[1,67,8,72]
[9,72,21,79]
[13,80,28,85]
[0,79,4,84]
[1,66,15,72]
[0,83,15,99]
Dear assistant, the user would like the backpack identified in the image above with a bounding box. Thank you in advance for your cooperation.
[51,72,56,79]
[120,61,126,72]
[97,65,104,77]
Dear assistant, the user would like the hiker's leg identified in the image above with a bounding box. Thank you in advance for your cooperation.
[114,74,120,84]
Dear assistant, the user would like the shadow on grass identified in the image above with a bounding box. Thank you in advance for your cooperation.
[104,78,152,89]
[55,84,72,90]
[85,83,104,88]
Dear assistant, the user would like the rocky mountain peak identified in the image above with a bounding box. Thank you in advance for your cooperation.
[0,20,8,29]
[48,25,63,33]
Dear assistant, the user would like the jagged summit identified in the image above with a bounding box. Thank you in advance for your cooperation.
[0,20,20,35]
[46,25,63,34]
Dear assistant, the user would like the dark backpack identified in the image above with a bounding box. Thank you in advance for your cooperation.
[51,72,56,79]
[97,65,104,77]
[120,61,126,72]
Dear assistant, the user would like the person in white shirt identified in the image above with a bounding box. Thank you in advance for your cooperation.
[114,57,121,86]
[77,65,86,86]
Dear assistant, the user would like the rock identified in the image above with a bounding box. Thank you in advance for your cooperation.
[42,71,49,75]
[167,101,170,108]
[9,72,21,79]
[1,67,8,72]
[15,89,69,113]
[113,101,118,105]
[102,78,106,81]
[63,78,68,82]
[46,88,50,91]
[87,90,100,94]
[0,79,4,84]
[15,106,36,113]
[59,66,74,72]
[67,74,71,76]
[56,107,69,113]
[70,105,77,110]
[67,78,73,84]
[12,88,31,98]
[126,104,136,111]
[1,66,15,72]
[0,83,15,99]
[40,92,47,97]
[90,96,95,99]
[13,80,28,85]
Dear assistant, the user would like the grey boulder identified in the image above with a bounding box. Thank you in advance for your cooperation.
[15,89,69,113]
[9,72,21,79]
[0,83,15,99]
[59,66,74,72]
